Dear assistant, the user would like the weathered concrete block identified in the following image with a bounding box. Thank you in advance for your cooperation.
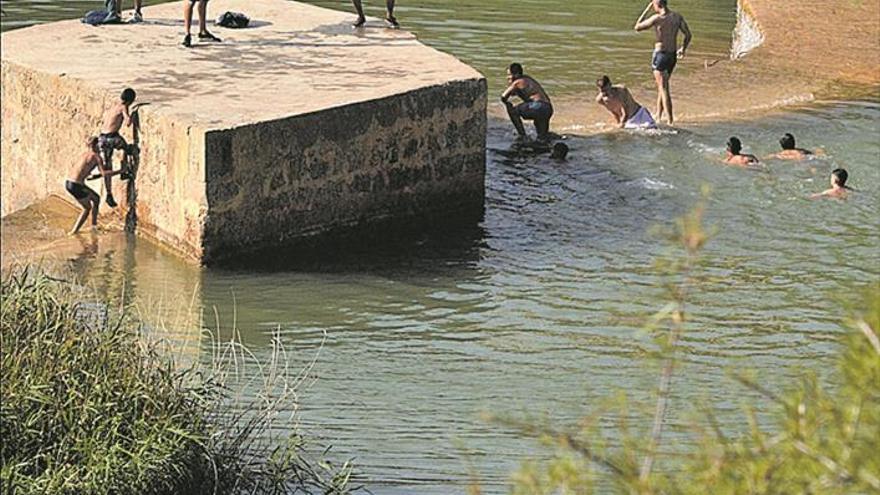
[1,0,486,263]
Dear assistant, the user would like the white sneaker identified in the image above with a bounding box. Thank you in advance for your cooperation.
[131,11,143,23]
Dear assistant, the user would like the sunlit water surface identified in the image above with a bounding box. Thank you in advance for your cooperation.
[3,1,880,493]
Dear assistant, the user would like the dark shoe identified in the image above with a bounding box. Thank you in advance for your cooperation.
[198,31,222,42]
[106,196,118,208]
[385,15,399,29]
[182,34,192,48]
[352,16,366,28]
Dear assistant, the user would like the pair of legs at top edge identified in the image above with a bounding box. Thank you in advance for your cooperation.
[182,0,221,47]
[352,0,399,29]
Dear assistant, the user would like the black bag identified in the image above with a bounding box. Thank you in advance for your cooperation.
[215,11,250,28]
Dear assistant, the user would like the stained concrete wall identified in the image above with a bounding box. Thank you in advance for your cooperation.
[1,0,486,264]
[202,80,486,262]
[0,63,209,259]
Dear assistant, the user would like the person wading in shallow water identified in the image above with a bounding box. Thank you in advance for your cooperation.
[595,75,657,129]
[182,0,221,48]
[501,63,554,142]
[634,0,691,126]
[351,0,399,29]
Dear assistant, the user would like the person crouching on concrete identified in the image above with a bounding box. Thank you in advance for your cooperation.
[98,88,138,208]
[501,63,554,142]
[66,137,124,234]
[182,0,221,47]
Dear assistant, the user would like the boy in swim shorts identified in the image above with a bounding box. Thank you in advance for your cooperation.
[501,63,554,141]
[65,137,124,234]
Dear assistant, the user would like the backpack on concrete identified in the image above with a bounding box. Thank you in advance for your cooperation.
[215,11,250,28]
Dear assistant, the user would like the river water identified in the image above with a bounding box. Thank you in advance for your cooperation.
[2,1,879,493]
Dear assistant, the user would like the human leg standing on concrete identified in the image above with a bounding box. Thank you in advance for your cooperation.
[352,0,399,29]
[183,0,221,48]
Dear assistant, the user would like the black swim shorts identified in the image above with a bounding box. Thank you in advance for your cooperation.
[99,132,127,166]
[99,132,127,152]
[516,100,554,121]
[651,50,677,74]
[65,180,98,201]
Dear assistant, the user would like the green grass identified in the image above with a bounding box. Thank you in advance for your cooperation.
[0,269,353,494]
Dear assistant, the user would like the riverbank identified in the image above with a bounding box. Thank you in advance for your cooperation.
[0,269,354,494]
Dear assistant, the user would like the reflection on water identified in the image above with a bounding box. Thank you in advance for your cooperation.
[6,102,878,493]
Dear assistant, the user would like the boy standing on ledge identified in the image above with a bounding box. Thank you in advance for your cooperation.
[351,0,399,28]
[98,88,137,208]
[182,0,222,47]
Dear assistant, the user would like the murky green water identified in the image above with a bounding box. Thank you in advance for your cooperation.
[3,1,880,493]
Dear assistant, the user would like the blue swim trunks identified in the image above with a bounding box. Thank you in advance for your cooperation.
[516,100,554,121]
[651,50,677,74]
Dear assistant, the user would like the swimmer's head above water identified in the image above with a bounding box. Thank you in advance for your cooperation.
[726,136,743,155]
[550,142,569,160]
[831,168,848,187]
[780,133,796,150]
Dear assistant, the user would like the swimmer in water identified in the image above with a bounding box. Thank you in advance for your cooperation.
[595,75,657,129]
[634,0,691,126]
[550,142,569,160]
[724,137,760,166]
[811,168,853,199]
[769,133,815,160]
[501,63,554,142]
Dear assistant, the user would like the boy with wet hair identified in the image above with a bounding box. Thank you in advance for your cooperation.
[723,136,759,166]
[98,87,137,208]
[65,137,124,234]
[550,142,569,160]
[811,168,852,199]
[501,62,554,141]
[595,74,656,129]
[770,133,814,160]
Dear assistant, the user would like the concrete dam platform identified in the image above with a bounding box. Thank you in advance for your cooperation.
[1,0,487,263]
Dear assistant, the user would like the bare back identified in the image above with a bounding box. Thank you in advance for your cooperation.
[515,76,552,104]
[610,85,641,119]
[70,151,102,183]
[653,11,684,52]
[101,103,126,134]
